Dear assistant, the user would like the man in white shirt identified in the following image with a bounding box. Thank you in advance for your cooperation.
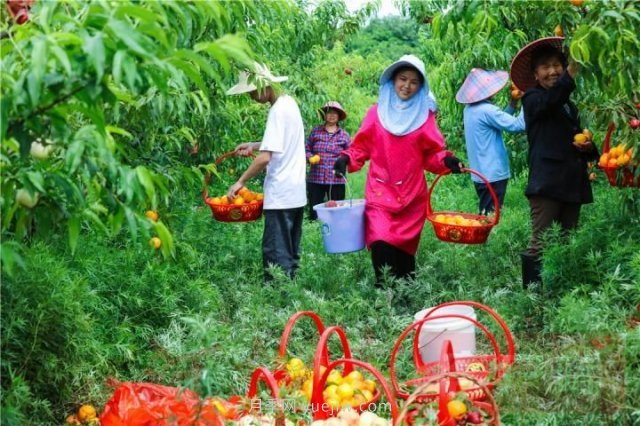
[227,63,307,280]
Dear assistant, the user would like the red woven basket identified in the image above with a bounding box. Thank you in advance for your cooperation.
[598,122,640,188]
[273,311,328,384]
[203,151,264,222]
[309,326,382,417]
[395,343,500,426]
[426,168,500,244]
[312,358,398,421]
[390,301,515,403]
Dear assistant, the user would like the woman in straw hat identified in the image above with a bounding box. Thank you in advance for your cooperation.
[226,63,306,281]
[333,54,464,285]
[456,68,526,215]
[510,37,599,287]
[305,101,351,220]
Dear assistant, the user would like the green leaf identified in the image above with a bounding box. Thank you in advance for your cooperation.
[83,33,106,81]
[106,125,133,139]
[154,220,175,259]
[135,166,156,206]
[0,241,25,277]
[68,215,81,254]
[65,138,85,173]
[26,171,45,193]
[168,57,207,92]
[50,44,72,75]
[108,18,150,57]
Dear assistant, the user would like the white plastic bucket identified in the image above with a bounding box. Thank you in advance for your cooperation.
[313,199,365,254]
[414,304,477,363]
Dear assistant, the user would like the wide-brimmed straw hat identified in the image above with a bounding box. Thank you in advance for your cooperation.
[455,68,509,104]
[226,62,288,96]
[510,37,565,92]
[319,101,347,121]
[379,54,428,92]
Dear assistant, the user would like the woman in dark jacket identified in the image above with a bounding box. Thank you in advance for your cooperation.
[511,37,599,287]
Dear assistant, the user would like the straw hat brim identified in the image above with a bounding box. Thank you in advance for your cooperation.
[320,106,347,121]
[510,37,564,92]
[455,69,509,104]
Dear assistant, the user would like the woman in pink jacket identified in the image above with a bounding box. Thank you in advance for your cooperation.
[333,55,463,284]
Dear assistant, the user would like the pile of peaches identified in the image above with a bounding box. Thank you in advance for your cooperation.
[207,187,264,206]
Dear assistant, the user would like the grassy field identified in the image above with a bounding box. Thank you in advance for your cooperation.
[1,172,639,425]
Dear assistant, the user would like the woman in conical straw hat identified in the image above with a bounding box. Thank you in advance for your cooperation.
[510,37,598,288]
[456,68,525,215]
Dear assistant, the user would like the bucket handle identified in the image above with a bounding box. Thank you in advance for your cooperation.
[246,367,286,425]
[328,174,354,208]
[413,301,515,370]
[389,314,501,400]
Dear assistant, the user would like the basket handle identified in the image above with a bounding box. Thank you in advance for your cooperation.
[278,311,327,360]
[389,314,501,400]
[603,121,615,154]
[246,366,285,425]
[426,167,500,226]
[413,301,515,371]
[311,326,354,403]
[312,358,399,421]
[247,366,281,400]
[203,151,256,201]
[394,371,500,426]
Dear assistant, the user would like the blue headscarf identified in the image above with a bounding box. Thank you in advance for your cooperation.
[377,72,437,136]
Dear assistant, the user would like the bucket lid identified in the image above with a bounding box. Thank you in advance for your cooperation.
[415,305,477,332]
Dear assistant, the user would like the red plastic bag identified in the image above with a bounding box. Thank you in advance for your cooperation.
[100,381,224,426]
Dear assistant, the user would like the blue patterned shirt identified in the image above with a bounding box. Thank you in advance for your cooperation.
[305,125,351,184]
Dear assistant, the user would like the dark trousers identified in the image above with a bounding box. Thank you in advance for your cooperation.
[527,195,581,256]
[370,240,415,285]
[307,182,346,220]
[474,179,508,215]
[262,208,304,281]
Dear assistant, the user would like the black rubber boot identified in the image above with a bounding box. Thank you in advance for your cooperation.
[521,252,542,289]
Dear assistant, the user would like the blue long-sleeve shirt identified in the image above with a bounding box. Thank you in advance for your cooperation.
[463,101,525,183]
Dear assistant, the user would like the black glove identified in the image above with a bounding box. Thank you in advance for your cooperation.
[444,155,464,174]
[333,155,349,177]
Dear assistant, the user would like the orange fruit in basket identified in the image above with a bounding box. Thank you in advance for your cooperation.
[210,197,221,205]
[220,196,230,205]
[345,371,364,383]
[446,400,467,420]
[243,192,255,202]
[233,196,245,205]
[617,154,630,166]
[256,193,264,201]
[362,379,376,393]
[336,383,355,399]
[599,153,608,167]
[607,158,618,168]
[323,384,339,400]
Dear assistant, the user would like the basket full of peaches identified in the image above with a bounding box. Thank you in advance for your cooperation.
[597,122,639,188]
[205,186,264,222]
[203,151,265,222]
